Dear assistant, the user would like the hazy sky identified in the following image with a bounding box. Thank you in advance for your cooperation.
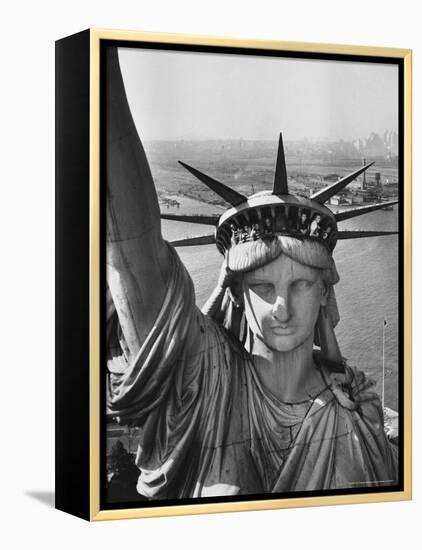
[119,47,398,142]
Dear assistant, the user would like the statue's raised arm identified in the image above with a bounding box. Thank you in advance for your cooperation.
[106,47,171,357]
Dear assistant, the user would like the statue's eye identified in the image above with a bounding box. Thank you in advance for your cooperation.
[249,283,273,298]
[291,279,314,291]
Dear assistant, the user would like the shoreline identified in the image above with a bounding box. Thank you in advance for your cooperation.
[159,192,398,217]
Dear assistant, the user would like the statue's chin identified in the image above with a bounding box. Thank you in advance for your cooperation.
[253,331,306,355]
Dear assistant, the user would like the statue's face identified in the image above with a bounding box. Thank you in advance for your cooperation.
[243,254,326,352]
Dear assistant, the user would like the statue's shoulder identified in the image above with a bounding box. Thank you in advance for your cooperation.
[343,364,377,397]
[314,353,378,410]
[200,311,251,361]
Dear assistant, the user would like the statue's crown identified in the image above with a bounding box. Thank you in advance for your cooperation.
[215,190,337,254]
[161,134,398,253]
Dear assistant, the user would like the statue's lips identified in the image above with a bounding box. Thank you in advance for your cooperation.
[270,325,294,335]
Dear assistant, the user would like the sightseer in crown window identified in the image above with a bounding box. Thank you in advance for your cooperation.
[310,213,322,237]
[230,223,238,245]
[106,47,398,500]
[263,217,273,234]
[322,224,333,241]
[297,210,310,235]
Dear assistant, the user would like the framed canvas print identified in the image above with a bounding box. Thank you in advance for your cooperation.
[55,29,412,521]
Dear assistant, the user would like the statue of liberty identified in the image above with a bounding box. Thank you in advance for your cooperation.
[106,47,398,500]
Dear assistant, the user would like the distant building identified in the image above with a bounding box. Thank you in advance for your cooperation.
[323,173,341,183]
[352,194,364,204]
[308,181,327,196]
[348,179,364,191]
[352,187,379,204]
[330,195,343,206]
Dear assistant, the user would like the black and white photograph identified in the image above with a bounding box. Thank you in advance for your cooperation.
[104,41,403,508]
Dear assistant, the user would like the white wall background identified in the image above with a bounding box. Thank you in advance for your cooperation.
[1,0,419,548]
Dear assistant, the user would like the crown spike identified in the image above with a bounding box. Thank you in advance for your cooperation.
[178,161,247,207]
[311,162,375,204]
[170,233,216,247]
[272,133,289,195]
[160,213,219,225]
[335,200,398,222]
[337,230,398,240]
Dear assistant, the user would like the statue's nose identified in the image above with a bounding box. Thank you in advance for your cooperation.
[271,296,290,322]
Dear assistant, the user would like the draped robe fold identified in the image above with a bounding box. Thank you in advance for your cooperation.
[107,247,397,499]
